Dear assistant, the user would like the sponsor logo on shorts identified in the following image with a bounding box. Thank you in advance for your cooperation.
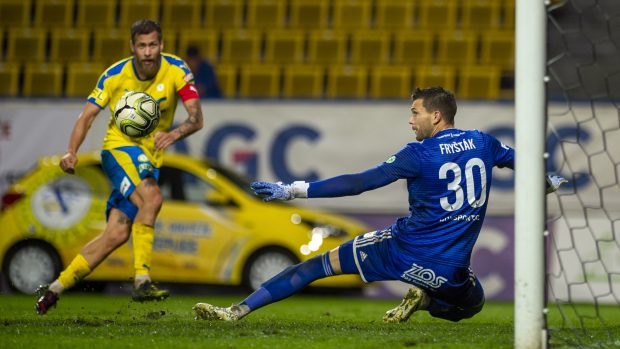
[120,177,131,196]
[138,163,153,174]
[401,263,447,289]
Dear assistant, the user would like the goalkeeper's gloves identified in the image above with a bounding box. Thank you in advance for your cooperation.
[250,181,309,202]
[546,174,568,194]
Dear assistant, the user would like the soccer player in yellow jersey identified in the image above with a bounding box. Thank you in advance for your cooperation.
[35,19,204,315]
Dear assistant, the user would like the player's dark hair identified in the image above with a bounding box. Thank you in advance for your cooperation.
[411,87,457,124]
[130,19,162,43]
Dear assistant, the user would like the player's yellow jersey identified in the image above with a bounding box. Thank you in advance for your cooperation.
[87,53,194,167]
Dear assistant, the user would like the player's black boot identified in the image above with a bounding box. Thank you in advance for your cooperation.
[35,285,59,315]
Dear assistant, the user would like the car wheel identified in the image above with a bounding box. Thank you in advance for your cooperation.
[243,248,298,291]
[4,242,62,294]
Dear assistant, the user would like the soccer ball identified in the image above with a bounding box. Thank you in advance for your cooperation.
[113,91,160,138]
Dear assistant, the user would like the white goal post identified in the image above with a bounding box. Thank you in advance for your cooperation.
[514,0,547,348]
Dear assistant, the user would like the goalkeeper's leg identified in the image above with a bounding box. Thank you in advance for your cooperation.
[194,247,356,320]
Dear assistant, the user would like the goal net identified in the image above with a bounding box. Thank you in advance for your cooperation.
[546,0,620,347]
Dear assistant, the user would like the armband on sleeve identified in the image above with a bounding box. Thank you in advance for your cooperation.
[178,84,200,102]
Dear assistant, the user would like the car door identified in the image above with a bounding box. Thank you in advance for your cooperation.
[152,164,251,285]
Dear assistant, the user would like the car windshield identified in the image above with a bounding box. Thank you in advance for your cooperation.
[203,160,254,195]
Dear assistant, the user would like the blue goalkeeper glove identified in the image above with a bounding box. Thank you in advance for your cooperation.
[250,181,309,202]
[546,174,568,194]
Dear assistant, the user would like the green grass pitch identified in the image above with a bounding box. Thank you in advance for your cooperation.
[0,292,618,348]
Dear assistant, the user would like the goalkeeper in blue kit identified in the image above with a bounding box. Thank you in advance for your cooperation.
[193,86,567,323]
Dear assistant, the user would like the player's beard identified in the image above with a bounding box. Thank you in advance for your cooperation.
[137,57,160,80]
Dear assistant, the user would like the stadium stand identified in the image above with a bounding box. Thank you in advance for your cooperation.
[331,0,373,30]
[283,65,324,98]
[178,29,219,63]
[239,64,281,98]
[392,31,435,66]
[65,62,105,98]
[374,0,415,30]
[0,62,20,97]
[161,0,202,30]
[23,63,63,97]
[75,0,116,29]
[413,65,456,93]
[214,64,238,98]
[458,66,501,99]
[246,0,287,29]
[264,30,306,64]
[50,28,90,64]
[204,0,244,29]
[289,0,330,29]
[307,30,348,65]
[33,0,74,29]
[370,66,412,99]
[221,30,263,64]
[119,0,160,29]
[6,28,46,63]
[349,30,391,65]
[326,65,368,99]
[0,0,515,99]
[0,0,32,29]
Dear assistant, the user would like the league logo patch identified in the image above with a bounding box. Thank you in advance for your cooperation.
[138,154,149,162]
[183,72,195,83]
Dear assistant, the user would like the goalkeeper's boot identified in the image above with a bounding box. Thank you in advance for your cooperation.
[35,284,59,315]
[193,303,242,321]
[131,281,170,302]
[383,286,429,323]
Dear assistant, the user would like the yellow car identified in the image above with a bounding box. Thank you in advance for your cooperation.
[0,153,368,294]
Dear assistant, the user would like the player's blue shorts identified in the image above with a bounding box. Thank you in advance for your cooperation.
[100,146,159,221]
[338,228,484,310]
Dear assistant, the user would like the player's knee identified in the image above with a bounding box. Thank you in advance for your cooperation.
[105,225,131,248]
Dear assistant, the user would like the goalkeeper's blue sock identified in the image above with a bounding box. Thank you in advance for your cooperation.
[239,253,335,312]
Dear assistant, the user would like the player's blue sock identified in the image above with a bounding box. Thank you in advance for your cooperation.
[239,253,335,311]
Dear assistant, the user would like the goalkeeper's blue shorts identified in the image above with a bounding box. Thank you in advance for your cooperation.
[101,146,159,221]
[338,228,484,312]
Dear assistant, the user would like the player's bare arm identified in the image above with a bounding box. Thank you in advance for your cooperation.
[60,102,101,174]
[154,97,203,150]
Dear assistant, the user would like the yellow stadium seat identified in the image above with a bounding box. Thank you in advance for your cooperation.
[204,0,244,29]
[0,0,32,29]
[331,0,372,30]
[247,0,287,29]
[6,28,46,63]
[23,63,63,97]
[289,0,329,29]
[66,62,105,97]
[178,29,219,63]
[392,31,434,65]
[239,64,281,98]
[350,30,390,65]
[221,30,263,64]
[264,30,305,64]
[76,0,116,29]
[327,65,368,99]
[461,0,501,31]
[370,66,412,99]
[93,28,131,67]
[418,0,457,30]
[50,29,90,63]
[437,31,478,65]
[502,0,515,29]
[413,65,456,92]
[0,63,20,97]
[458,66,501,99]
[33,0,74,29]
[283,65,324,98]
[119,0,159,29]
[307,30,348,65]
[161,0,202,30]
[480,31,514,70]
[215,64,238,98]
[163,30,178,56]
[374,0,415,30]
